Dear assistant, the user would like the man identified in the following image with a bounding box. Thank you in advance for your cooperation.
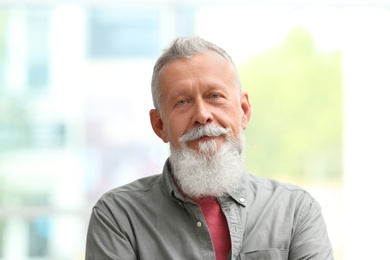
[86,36,334,260]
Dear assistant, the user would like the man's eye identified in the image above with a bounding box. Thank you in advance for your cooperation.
[210,94,221,99]
[177,100,187,105]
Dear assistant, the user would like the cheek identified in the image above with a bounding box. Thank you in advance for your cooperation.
[166,118,186,140]
[226,112,244,136]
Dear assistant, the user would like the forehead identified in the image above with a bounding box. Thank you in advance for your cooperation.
[158,51,235,86]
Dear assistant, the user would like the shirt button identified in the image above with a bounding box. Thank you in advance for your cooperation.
[196,221,202,228]
[239,197,245,203]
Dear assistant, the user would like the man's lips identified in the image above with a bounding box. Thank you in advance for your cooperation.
[191,135,221,143]
[198,135,216,141]
[185,135,224,150]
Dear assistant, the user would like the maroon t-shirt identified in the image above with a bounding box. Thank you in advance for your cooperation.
[192,197,231,260]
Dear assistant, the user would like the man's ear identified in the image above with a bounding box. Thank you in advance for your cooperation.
[150,109,168,143]
[240,92,252,130]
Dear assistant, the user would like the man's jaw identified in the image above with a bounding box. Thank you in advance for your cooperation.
[169,130,246,199]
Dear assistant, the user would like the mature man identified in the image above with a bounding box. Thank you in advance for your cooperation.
[85,36,333,259]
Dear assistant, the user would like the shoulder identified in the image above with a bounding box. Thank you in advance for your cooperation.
[94,174,163,210]
[244,174,322,227]
[245,173,315,206]
[105,174,162,194]
[247,174,307,192]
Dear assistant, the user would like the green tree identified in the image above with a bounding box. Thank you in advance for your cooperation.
[240,27,342,181]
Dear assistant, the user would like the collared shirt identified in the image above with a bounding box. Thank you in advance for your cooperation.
[86,159,334,260]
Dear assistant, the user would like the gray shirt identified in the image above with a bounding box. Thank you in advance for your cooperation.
[86,159,333,259]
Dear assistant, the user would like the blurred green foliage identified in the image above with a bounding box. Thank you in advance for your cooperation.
[240,27,342,181]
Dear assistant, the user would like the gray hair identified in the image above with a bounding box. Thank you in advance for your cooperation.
[151,36,241,111]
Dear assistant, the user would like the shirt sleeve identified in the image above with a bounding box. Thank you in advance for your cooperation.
[289,197,334,260]
[85,205,138,260]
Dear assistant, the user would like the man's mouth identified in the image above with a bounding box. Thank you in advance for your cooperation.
[198,135,213,141]
[185,135,219,146]
[195,135,220,142]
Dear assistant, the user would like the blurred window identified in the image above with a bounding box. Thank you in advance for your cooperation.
[28,217,50,257]
[88,8,162,58]
[27,8,50,91]
[25,194,50,257]
[30,121,66,148]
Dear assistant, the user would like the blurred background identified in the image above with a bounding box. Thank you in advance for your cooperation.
[0,0,389,259]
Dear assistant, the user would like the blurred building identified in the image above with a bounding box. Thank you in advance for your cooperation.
[0,5,177,259]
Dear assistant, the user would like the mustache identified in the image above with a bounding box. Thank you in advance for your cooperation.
[178,124,230,143]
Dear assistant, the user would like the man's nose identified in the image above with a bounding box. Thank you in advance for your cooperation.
[193,100,213,125]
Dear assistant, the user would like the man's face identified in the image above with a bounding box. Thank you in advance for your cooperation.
[150,51,251,151]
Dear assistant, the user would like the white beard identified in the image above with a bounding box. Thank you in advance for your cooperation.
[169,125,245,199]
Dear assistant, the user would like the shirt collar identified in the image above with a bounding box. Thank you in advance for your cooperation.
[224,174,248,207]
